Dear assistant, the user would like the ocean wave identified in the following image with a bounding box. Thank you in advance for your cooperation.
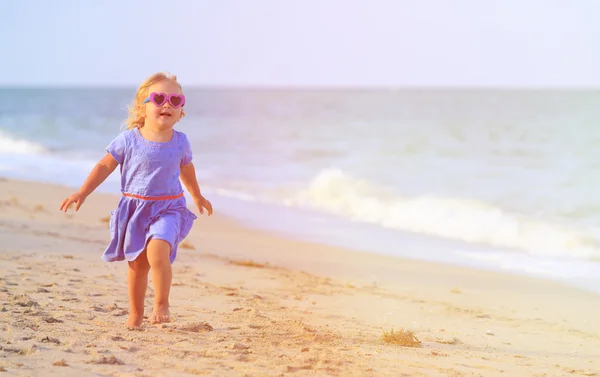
[2,128,599,263]
[280,169,600,260]
[0,130,48,155]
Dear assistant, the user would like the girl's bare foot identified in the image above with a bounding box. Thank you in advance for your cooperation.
[150,304,170,324]
[125,313,144,328]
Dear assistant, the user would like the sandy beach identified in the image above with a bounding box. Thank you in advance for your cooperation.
[1,177,599,376]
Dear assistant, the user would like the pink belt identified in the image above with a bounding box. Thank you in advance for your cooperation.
[123,192,184,201]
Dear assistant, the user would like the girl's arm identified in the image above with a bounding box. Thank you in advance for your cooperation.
[60,153,118,212]
[180,162,212,215]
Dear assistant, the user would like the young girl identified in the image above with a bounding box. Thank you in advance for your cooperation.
[59,72,212,328]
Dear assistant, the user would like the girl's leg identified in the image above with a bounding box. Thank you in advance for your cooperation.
[146,239,172,324]
[126,250,151,327]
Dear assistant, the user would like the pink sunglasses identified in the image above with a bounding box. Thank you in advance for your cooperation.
[143,92,186,109]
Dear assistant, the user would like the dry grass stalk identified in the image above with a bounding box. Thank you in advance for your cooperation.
[381,328,422,347]
[230,260,267,268]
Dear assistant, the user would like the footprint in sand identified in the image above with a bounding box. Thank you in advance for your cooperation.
[41,336,61,345]
[43,317,64,324]
[176,322,214,333]
[286,365,314,373]
[85,355,124,365]
[10,294,38,307]
[52,359,68,367]
[91,303,120,313]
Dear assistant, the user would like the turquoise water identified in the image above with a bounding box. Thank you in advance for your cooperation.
[2,87,600,291]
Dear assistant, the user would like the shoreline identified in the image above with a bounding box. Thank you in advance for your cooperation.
[7,170,600,297]
[212,193,600,297]
[2,177,600,376]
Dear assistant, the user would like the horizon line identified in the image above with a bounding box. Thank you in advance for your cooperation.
[1,83,599,91]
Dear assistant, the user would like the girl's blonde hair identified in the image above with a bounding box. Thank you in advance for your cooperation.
[125,72,186,130]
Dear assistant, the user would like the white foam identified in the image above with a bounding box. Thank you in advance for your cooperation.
[0,130,47,155]
[214,188,258,202]
[0,136,111,191]
[283,169,600,261]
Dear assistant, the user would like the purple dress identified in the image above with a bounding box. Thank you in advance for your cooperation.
[101,127,197,264]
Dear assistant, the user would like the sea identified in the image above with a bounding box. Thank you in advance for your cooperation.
[1,87,600,293]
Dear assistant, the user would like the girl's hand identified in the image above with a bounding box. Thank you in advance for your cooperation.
[60,192,87,212]
[194,196,213,216]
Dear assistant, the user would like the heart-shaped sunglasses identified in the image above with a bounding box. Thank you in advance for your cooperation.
[143,92,186,109]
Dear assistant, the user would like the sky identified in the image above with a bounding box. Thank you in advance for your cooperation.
[1,0,599,87]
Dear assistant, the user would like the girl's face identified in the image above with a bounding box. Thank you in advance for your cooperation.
[143,79,185,130]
